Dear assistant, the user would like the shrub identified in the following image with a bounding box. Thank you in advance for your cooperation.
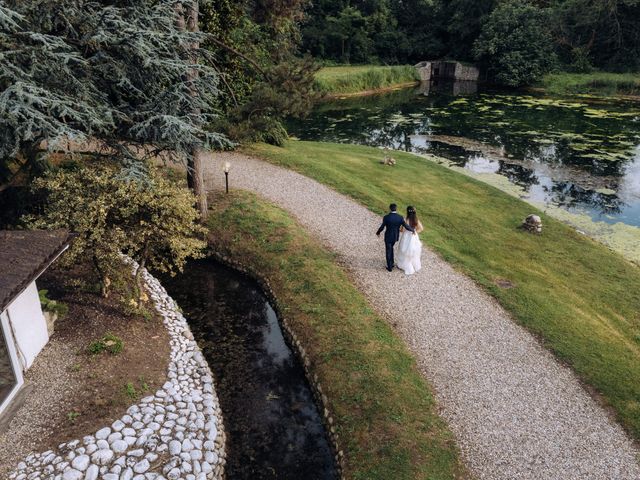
[88,333,124,355]
[27,164,207,297]
[38,289,69,317]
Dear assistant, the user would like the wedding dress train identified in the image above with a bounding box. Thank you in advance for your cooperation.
[396,229,422,275]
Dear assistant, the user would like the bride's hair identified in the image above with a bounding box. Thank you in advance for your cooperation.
[406,206,419,228]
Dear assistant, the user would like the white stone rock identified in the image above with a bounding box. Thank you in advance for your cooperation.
[95,427,111,440]
[200,462,212,474]
[127,406,140,415]
[166,468,180,480]
[111,420,125,432]
[91,449,114,466]
[203,441,214,451]
[120,468,134,480]
[84,464,99,480]
[145,452,158,463]
[133,460,150,474]
[62,469,83,480]
[111,440,128,454]
[169,440,181,455]
[135,436,148,448]
[121,415,133,424]
[96,440,109,450]
[70,455,89,472]
[127,449,144,457]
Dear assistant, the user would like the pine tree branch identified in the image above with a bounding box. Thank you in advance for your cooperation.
[204,35,268,79]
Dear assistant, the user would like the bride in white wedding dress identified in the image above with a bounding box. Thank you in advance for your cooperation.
[396,206,424,275]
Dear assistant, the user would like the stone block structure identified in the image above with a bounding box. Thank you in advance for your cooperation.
[415,60,480,82]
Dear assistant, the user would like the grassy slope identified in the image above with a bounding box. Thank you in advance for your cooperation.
[207,191,468,480]
[246,140,640,440]
[315,65,419,95]
[542,72,640,96]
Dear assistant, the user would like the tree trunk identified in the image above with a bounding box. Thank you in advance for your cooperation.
[179,1,208,221]
[189,148,208,219]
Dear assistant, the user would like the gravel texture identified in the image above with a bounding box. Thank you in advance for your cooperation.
[0,340,78,478]
[206,152,640,480]
[7,261,226,480]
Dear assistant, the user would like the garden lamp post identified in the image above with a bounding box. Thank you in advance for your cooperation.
[223,161,230,194]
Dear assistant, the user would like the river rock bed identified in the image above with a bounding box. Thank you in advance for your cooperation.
[8,262,226,480]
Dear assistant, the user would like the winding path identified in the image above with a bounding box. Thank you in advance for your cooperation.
[205,152,640,480]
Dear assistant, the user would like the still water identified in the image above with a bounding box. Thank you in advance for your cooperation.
[161,259,338,480]
[288,82,640,227]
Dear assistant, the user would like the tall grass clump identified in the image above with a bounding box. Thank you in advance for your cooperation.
[542,72,640,96]
[314,65,419,95]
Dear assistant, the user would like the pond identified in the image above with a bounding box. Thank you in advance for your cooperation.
[287,82,640,227]
[161,259,338,480]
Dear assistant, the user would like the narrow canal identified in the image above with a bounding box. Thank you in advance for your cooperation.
[161,258,338,480]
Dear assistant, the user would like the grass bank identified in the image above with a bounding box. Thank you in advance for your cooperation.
[246,140,640,441]
[541,72,640,96]
[207,191,468,480]
[315,65,419,96]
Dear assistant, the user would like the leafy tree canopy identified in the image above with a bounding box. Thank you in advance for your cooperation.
[474,0,557,87]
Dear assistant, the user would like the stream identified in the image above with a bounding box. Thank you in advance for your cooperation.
[161,259,338,480]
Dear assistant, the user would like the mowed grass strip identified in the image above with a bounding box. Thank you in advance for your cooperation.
[542,72,640,96]
[246,140,640,440]
[207,191,469,480]
[315,65,419,95]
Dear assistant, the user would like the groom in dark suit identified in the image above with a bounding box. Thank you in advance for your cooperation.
[376,203,414,272]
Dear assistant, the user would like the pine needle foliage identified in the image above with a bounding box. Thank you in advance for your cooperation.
[0,0,230,184]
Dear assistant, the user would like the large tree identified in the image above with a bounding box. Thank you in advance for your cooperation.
[0,0,229,217]
[474,0,557,86]
[552,0,640,71]
[200,0,318,146]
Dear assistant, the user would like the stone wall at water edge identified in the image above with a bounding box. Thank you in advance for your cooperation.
[414,60,480,82]
[9,261,226,480]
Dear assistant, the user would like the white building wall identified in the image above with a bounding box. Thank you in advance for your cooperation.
[5,281,49,371]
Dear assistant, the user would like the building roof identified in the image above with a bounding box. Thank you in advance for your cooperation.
[0,230,74,312]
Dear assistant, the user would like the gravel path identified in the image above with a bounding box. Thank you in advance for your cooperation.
[205,152,640,480]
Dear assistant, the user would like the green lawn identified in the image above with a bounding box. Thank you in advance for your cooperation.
[541,72,640,96]
[207,191,469,480]
[315,65,419,95]
[246,140,640,440]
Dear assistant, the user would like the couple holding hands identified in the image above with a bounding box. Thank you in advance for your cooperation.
[376,203,424,275]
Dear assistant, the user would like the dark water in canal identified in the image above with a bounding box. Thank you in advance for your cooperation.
[287,82,640,227]
[161,259,338,480]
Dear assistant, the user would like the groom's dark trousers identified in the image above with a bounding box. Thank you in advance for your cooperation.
[377,212,414,270]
